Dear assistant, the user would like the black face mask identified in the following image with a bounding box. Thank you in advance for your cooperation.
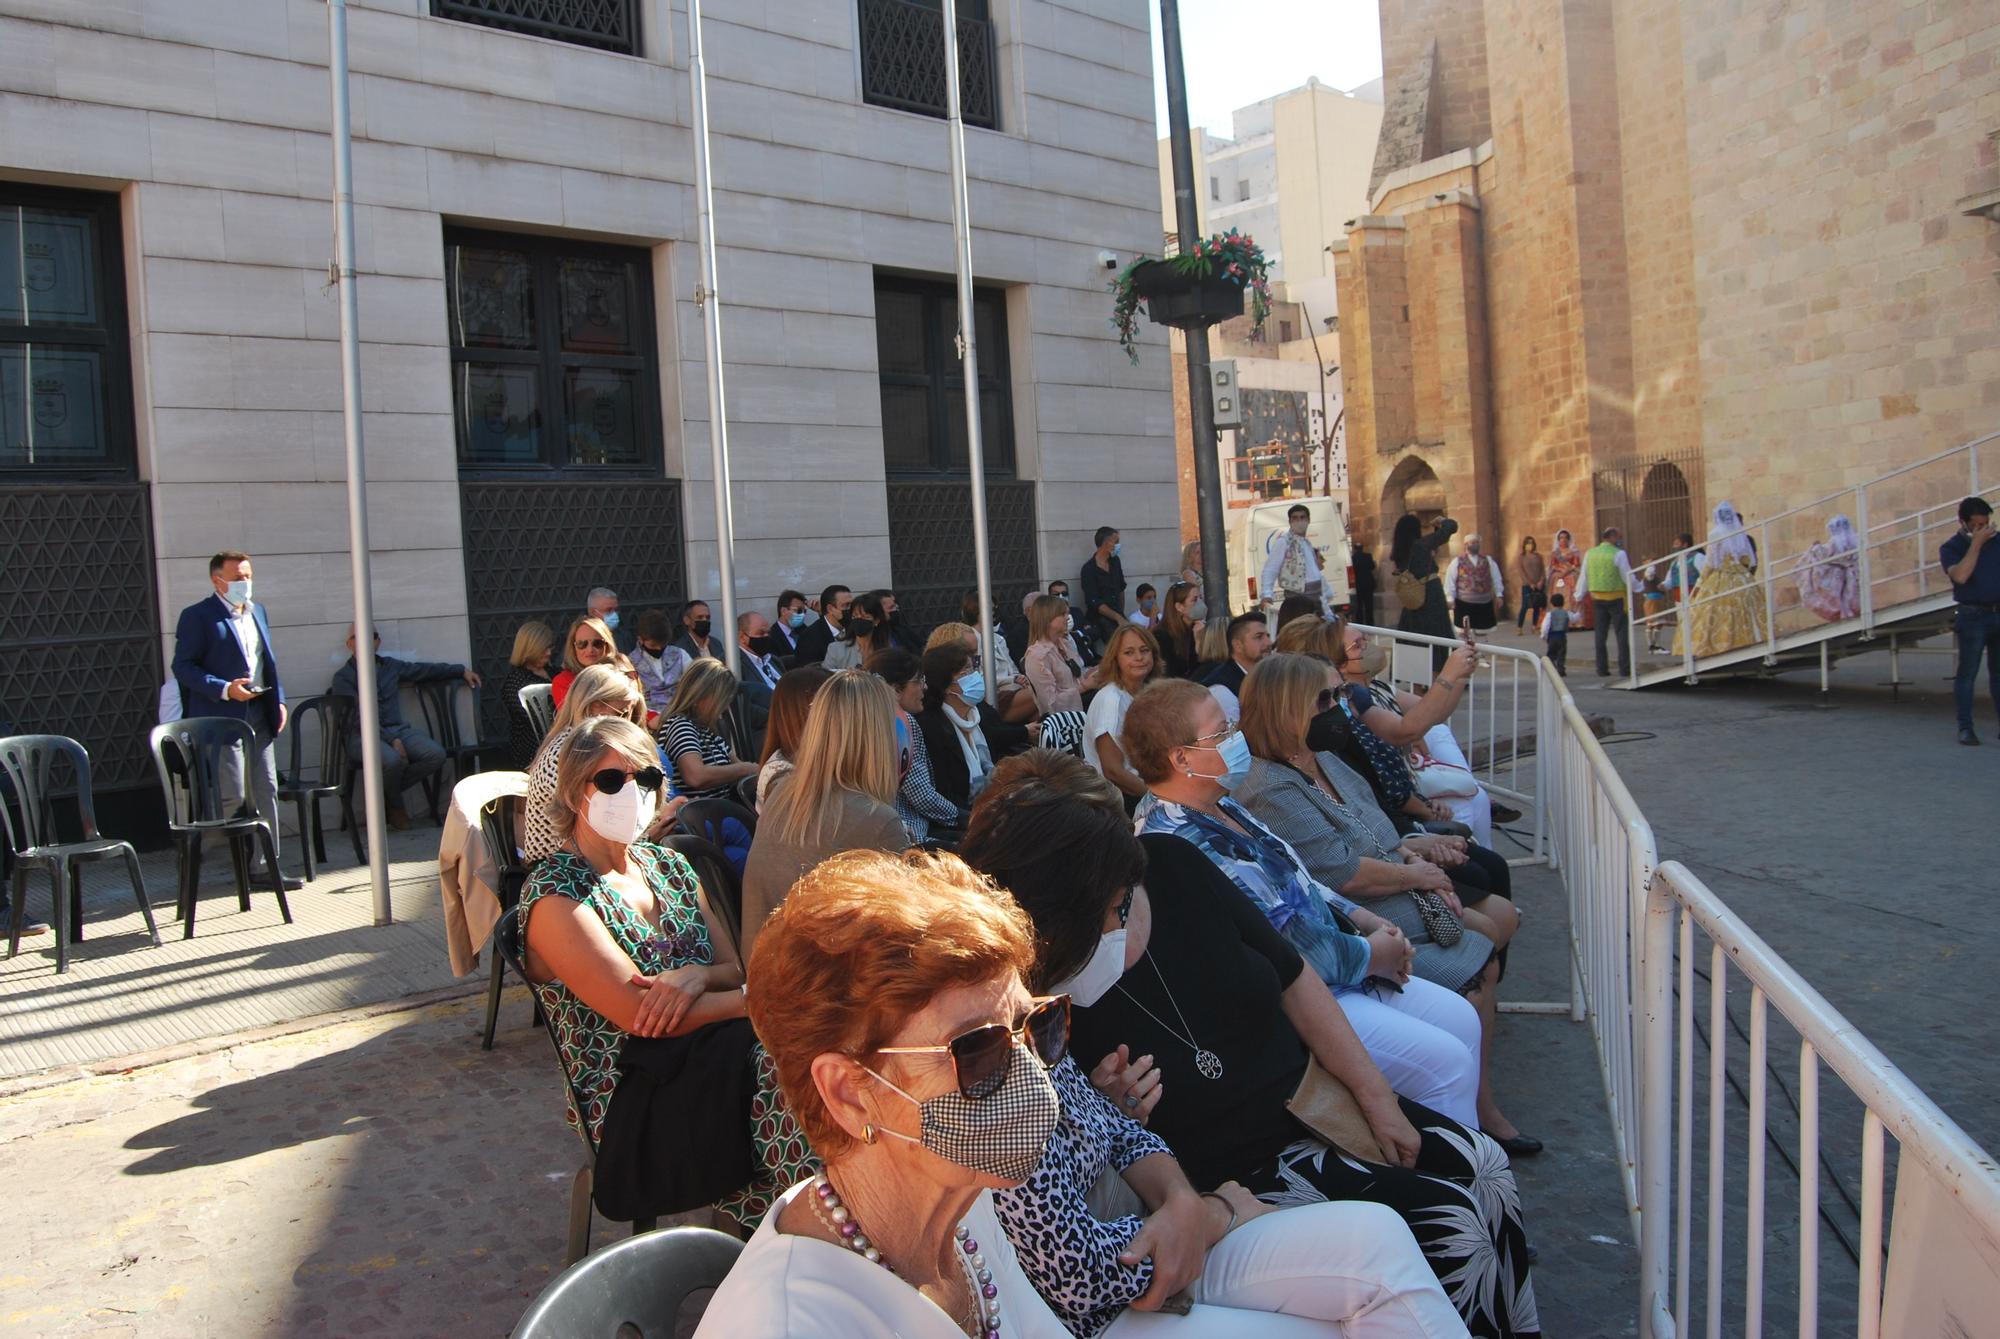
[746,634,773,656]
[690,620,712,639]
[848,617,877,640]
[1305,701,1358,756]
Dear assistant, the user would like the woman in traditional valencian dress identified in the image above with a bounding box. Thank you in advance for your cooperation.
[1545,530,1588,631]
[1796,514,1862,623]
[1677,501,1766,655]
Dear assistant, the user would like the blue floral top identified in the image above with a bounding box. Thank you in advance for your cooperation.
[1137,795,1374,989]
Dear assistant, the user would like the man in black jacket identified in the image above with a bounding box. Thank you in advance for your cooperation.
[792,584,850,665]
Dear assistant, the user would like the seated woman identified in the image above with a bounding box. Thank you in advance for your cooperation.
[659,658,759,802]
[1023,592,1089,715]
[822,590,894,671]
[1235,655,1536,1155]
[1123,679,1483,1131]
[518,717,811,1229]
[497,619,556,770]
[550,615,616,709]
[915,638,1042,811]
[1155,582,1202,681]
[740,670,909,958]
[756,665,832,812]
[524,664,679,863]
[962,755,1471,1338]
[935,612,1039,725]
[963,750,1536,1338]
[867,647,963,844]
[700,850,1078,1338]
[1083,622,1161,801]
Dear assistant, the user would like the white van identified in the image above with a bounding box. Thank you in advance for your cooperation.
[1231,496,1354,615]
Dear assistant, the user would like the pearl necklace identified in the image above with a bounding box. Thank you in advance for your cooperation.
[810,1171,1003,1338]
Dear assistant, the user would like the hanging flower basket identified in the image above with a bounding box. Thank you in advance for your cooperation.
[1108,230,1273,363]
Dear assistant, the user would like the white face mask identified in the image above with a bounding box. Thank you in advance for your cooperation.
[584,782,656,846]
[1050,929,1127,1007]
[224,578,252,607]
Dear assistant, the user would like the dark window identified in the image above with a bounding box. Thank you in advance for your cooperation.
[0,185,135,478]
[858,0,999,130]
[430,0,639,55]
[445,228,663,476]
[873,274,1013,478]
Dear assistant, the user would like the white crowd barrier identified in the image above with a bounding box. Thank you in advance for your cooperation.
[1346,620,2000,1336]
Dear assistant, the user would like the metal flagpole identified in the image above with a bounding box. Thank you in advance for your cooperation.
[688,0,740,675]
[327,0,392,923]
[941,0,997,683]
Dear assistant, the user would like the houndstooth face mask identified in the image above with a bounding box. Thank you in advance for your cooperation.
[863,1044,1060,1185]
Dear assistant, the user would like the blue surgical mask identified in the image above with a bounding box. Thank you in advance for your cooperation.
[224,578,253,607]
[603,611,621,630]
[1189,730,1253,791]
[956,670,987,707]
[788,610,808,629]
[1112,542,1122,557]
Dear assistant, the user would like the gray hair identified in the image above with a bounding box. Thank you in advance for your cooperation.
[586,586,618,608]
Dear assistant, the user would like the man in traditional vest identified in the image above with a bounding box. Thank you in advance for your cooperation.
[1584,526,1638,678]
[1443,533,1505,632]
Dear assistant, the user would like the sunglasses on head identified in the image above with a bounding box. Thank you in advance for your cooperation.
[575,638,611,652]
[591,765,664,795]
[872,995,1070,1100]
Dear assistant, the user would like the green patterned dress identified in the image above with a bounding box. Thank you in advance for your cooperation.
[519,843,816,1225]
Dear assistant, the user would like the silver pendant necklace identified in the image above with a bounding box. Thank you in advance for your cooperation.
[1114,951,1223,1079]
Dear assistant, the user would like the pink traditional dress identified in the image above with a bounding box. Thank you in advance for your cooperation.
[1796,514,1861,622]
[1547,531,1590,630]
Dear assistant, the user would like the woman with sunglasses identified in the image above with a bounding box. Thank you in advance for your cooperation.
[703,848,1079,1338]
[519,717,812,1229]
[966,749,1535,1338]
[1121,679,1484,1131]
[551,615,618,709]
[524,664,679,863]
[961,753,1468,1338]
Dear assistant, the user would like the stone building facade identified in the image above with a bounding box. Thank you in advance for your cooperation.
[1336,0,2000,578]
[0,0,1174,798]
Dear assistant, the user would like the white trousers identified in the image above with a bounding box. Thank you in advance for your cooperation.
[1104,1200,1470,1338]
[1337,977,1482,1129]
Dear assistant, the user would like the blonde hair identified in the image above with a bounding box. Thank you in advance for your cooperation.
[664,657,738,732]
[764,669,899,848]
[1274,614,1341,659]
[926,621,976,653]
[1195,615,1230,663]
[508,620,556,670]
[1239,653,1324,763]
[1101,622,1162,693]
[562,615,618,676]
[1028,594,1069,645]
[530,664,644,776]
[745,850,1034,1159]
[549,716,660,843]
[1179,539,1202,574]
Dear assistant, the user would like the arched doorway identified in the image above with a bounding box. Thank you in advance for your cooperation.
[1635,461,1694,565]
[1382,455,1447,540]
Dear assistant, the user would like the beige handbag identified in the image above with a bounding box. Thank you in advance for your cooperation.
[1285,1060,1387,1165]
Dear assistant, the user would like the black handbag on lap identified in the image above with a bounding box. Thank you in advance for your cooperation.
[593,1017,759,1220]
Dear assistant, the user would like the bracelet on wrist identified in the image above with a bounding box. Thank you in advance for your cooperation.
[1199,1190,1239,1237]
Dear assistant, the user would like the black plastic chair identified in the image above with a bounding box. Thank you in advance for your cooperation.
[476,792,544,1051]
[730,774,759,814]
[508,1225,742,1338]
[677,796,756,850]
[279,694,360,881]
[720,695,756,762]
[660,833,744,965]
[149,719,293,939]
[420,679,505,802]
[0,735,161,974]
[490,903,655,1265]
[518,682,556,742]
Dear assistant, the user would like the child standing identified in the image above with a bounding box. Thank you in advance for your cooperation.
[1541,591,1571,676]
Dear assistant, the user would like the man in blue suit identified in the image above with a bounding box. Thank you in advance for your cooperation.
[171,550,301,890]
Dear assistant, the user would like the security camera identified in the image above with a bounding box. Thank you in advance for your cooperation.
[1098,249,1119,270]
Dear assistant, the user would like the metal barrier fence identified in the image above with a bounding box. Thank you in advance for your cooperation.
[1350,619,2000,1336]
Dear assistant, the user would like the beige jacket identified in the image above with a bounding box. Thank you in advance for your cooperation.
[436,771,530,976]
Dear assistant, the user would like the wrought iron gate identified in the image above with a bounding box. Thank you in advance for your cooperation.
[0,483,162,791]
[459,477,684,738]
[1593,450,1703,569]
[884,480,1039,633]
